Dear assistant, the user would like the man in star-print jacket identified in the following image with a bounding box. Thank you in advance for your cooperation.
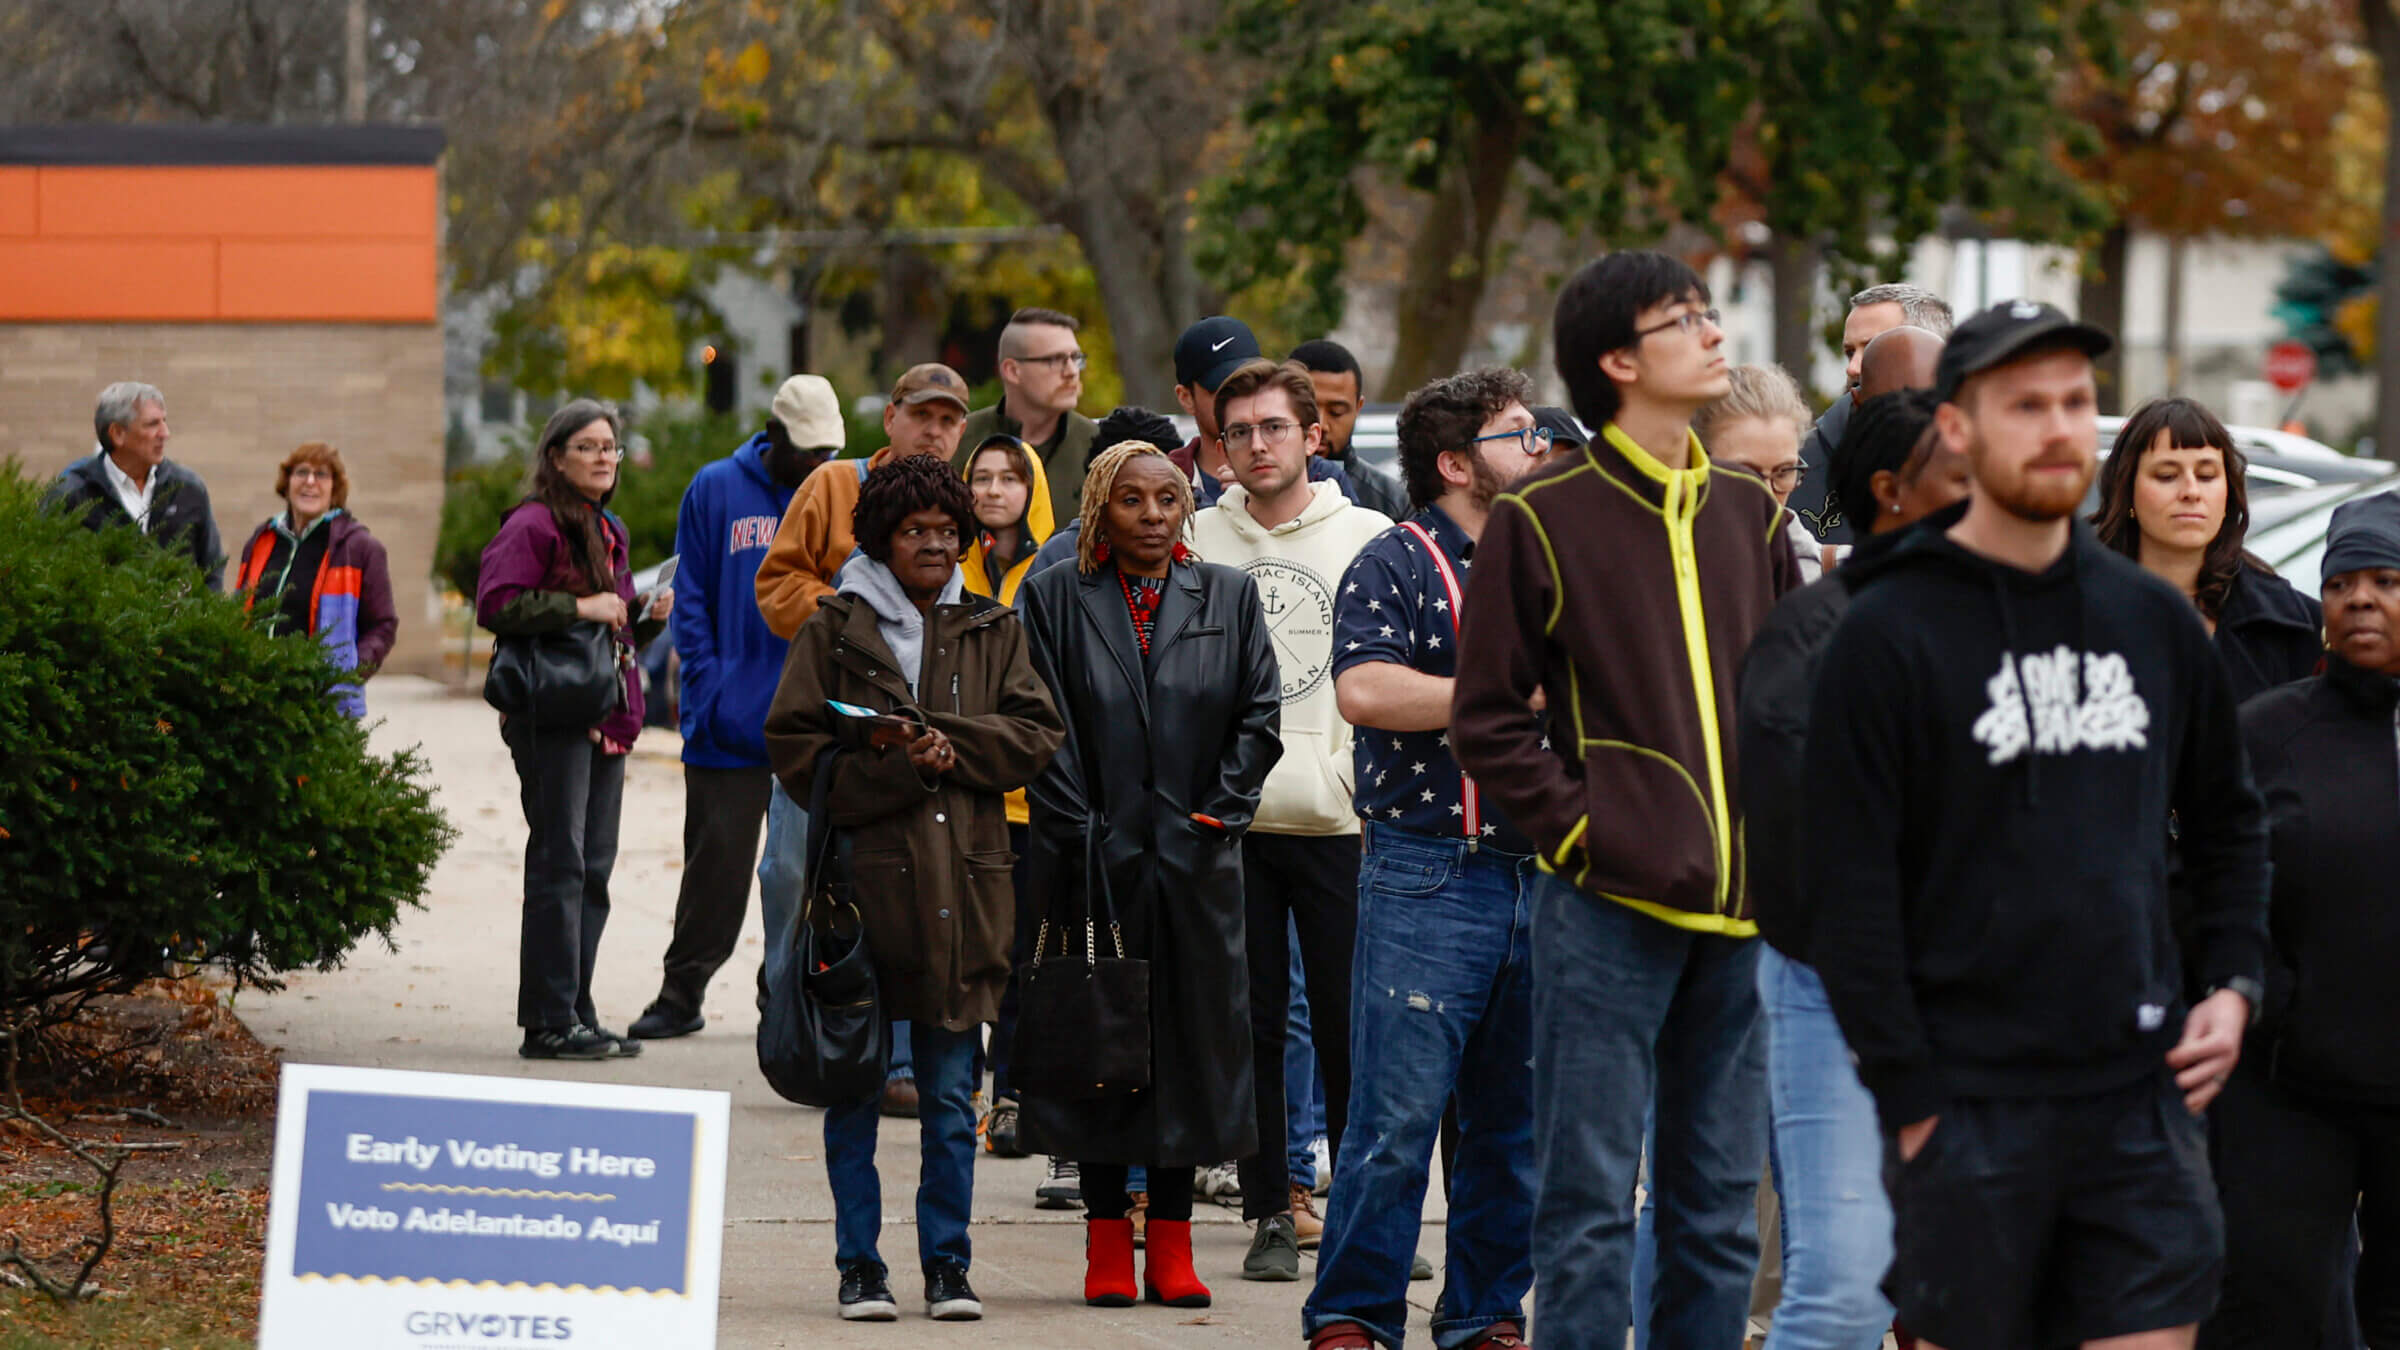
[1305,369,1549,1350]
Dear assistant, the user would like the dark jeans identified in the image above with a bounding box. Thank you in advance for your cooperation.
[986,823,1037,1101]
[505,723,627,1031]
[1527,872,1766,1350]
[826,1019,980,1273]
[2205,1065,2397,1350]
[654,763,772,1015]
[1238,831,1360,1222]
[1305,824,1539,1350]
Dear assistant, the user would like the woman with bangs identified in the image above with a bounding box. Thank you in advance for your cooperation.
[2092,396,2322,703]
[231,441,398,717]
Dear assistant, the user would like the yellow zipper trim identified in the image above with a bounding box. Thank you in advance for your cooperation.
[1607,421,1735,918]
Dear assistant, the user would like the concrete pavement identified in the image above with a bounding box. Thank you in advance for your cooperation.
[243,677,1455,1348]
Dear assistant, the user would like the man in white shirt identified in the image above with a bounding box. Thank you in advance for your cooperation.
[44,381,224,590]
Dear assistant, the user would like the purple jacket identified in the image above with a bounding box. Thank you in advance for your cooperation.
[475,500,645,746]
[234,511,397,718]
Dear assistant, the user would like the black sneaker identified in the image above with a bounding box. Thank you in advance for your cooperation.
[629,1001,705,1039]
[585,1023,643,1058]
[1241,1212,1301,1282]
[923,1259,981,1321]
[520,1025,615,1060]
[1036,1156,1082,1210]
[839,1260,899,1321]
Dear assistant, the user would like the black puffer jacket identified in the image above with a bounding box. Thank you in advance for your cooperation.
[2239,656,2400,1105]
[44,453,225,591]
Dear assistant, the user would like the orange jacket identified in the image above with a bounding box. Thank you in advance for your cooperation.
[754,449,894,639]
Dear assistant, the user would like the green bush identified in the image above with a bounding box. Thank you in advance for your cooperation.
[0,465,456,1017]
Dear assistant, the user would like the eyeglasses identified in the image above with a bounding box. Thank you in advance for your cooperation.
[287,466,336,482]
[1765,464,1807,490]
[1631,307,1723,342]
[1222,419,1304,449]
[565,440,624,460]
[1466,425,1556,457]
[1017,351,1089,373]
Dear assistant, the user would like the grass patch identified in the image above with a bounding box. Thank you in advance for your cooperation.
[0,1179,265,1348]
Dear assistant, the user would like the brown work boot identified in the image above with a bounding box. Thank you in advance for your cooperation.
[1128,1190,1149,1248]
[1290,1182,1324,1250]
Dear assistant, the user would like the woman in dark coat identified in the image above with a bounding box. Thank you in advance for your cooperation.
[1016,440,1282,1311]
[2205,492,2400,1348]
[764,455,1064,1324]
[2092,395,2322,703]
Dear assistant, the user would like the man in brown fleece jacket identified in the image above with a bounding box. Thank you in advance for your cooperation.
[1451,251,1798,1349]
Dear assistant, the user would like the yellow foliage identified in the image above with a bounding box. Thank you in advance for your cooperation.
[734,40,771,85]
[2338,292,2378,365]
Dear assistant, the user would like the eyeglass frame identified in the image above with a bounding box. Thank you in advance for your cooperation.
[1629,307,1724,344]
[1462,425,1557,458]
[563,438,625,460]
[1012,350,1089,374]
[1762,462,1807,490]
[1221,418,1309,449]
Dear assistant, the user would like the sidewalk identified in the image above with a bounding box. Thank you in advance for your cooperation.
[243,677,1452,1348]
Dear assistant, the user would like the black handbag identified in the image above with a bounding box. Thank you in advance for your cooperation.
[1011,818,1152,1100]
[757,747,891,1107]
[483,621,626,729]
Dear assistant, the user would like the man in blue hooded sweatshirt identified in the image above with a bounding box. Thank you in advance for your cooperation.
[631,374,844,1038]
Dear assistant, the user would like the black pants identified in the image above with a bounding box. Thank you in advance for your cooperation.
[1237,831,1358,1222]
[2205,1065,2399,1350]
[1086,1166,1195,1222]
[985,824,1038,1101]
[507,723,627,1031]
[653,764,773,1014]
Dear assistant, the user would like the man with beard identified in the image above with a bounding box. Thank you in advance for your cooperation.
[630,374,844,1040]
[1805,302,2268,1350]
[1306,369,1549,1350]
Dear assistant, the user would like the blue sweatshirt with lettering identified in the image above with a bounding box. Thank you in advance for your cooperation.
[674,432,798,768]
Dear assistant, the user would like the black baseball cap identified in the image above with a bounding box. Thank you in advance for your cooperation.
[1933,300,2113,403]
[1531,405,1588,449]
[1174,316,1262,391]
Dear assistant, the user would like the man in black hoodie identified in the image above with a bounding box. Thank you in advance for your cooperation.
[1805,302,2268,1350]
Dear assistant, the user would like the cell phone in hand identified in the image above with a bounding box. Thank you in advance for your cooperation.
[826,699,925,750]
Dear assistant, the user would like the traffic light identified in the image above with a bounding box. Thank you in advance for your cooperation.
[702,342,736,415]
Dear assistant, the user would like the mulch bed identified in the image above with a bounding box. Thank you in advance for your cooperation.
[0,980,280,1348]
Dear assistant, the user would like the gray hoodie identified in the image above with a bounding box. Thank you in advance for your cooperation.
[835,553,966,696]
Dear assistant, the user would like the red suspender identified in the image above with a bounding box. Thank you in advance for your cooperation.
[1397,521,1478,842]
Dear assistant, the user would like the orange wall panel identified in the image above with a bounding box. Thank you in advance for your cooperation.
[217,241,438,322]
[37,166,436,241]
[0,170,34,234]
[0,240,216,320]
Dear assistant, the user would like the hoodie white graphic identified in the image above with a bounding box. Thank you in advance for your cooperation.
[1972,646,2151,766]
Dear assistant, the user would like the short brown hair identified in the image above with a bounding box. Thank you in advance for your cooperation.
[1212,359,1320,437]
[275,442,350,510]
[999,307,1080,360]
[965,435,1036,488]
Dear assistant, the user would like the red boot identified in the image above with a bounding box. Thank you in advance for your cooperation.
[1142,1218,1212,1308]
[1084,1218,1137,1307]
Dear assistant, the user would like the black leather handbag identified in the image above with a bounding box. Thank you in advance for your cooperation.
[483,621,626,729]
[1011,818,1152,1100]
[757,747,891,1107]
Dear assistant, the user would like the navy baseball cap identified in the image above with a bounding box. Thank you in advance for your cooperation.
[1174,317,1262,391]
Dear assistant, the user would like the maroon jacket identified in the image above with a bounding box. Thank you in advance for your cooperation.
[475,500,646,746]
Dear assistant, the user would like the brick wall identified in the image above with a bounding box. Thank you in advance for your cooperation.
[0,322,449,677]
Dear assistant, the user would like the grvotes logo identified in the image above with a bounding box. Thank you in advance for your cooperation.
[1243,558,1337,703]
[404,1311,574,1341]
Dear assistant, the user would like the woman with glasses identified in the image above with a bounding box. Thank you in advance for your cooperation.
[230,442,397,717]
[476,399,673,1061]
[1697,364,1822,580]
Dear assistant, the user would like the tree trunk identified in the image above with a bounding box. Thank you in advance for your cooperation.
[2371,0,2400,459]
[878,246,946,386]
[1056,188,1190,410]
[1765,232,1820,391]
[2078,222,2131,415]
[1381,116,1521,400]
[2163,234,2186,396]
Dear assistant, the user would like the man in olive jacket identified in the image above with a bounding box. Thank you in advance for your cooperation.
[1452,252,1798,1350]
[954,307,1100,523]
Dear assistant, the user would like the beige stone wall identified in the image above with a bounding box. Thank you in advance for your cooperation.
[0,322,447,677]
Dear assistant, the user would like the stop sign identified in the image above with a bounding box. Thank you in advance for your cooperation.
[2265,340,2318,393]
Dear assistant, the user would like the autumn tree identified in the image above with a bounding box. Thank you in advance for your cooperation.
[2360,0,2400,455]
[2065,0,2361,410]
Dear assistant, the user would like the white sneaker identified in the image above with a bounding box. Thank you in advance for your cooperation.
[1195,1161,1243,1203]
[1036,1156,1082,1210]
[1310,1137,1333,1196]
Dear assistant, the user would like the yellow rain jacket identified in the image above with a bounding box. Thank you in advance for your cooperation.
[958,437,1056,824]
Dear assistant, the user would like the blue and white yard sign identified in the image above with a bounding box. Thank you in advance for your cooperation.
[260,1064,730,1349]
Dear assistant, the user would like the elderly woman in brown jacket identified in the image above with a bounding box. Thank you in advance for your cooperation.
[765,455,1064,1324]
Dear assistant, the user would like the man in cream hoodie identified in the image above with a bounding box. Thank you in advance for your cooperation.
[1188,358,1392,1281]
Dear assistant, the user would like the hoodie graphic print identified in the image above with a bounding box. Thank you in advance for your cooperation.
[1802,522,2268,1130]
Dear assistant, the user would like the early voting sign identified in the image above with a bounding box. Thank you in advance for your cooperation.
[260,1064,730,1349]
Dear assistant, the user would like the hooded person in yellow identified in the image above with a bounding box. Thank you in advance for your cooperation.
[960,432,1056,609]
[958,433,1054,830]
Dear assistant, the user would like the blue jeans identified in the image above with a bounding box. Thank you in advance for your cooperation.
[1289,913,1328,1186]
[756,780,807,998]
[1305,825,1539,1349]
[1755,945,1892,1350]
[1528,872,1766,1350]
[824,1019,979,1273]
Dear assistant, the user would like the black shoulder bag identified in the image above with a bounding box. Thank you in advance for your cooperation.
[1010,816,1152,1100]
[483,621,626,729]
[757,745,891,1106]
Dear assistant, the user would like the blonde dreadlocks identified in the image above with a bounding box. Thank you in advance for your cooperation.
[1076,439,1196,574]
